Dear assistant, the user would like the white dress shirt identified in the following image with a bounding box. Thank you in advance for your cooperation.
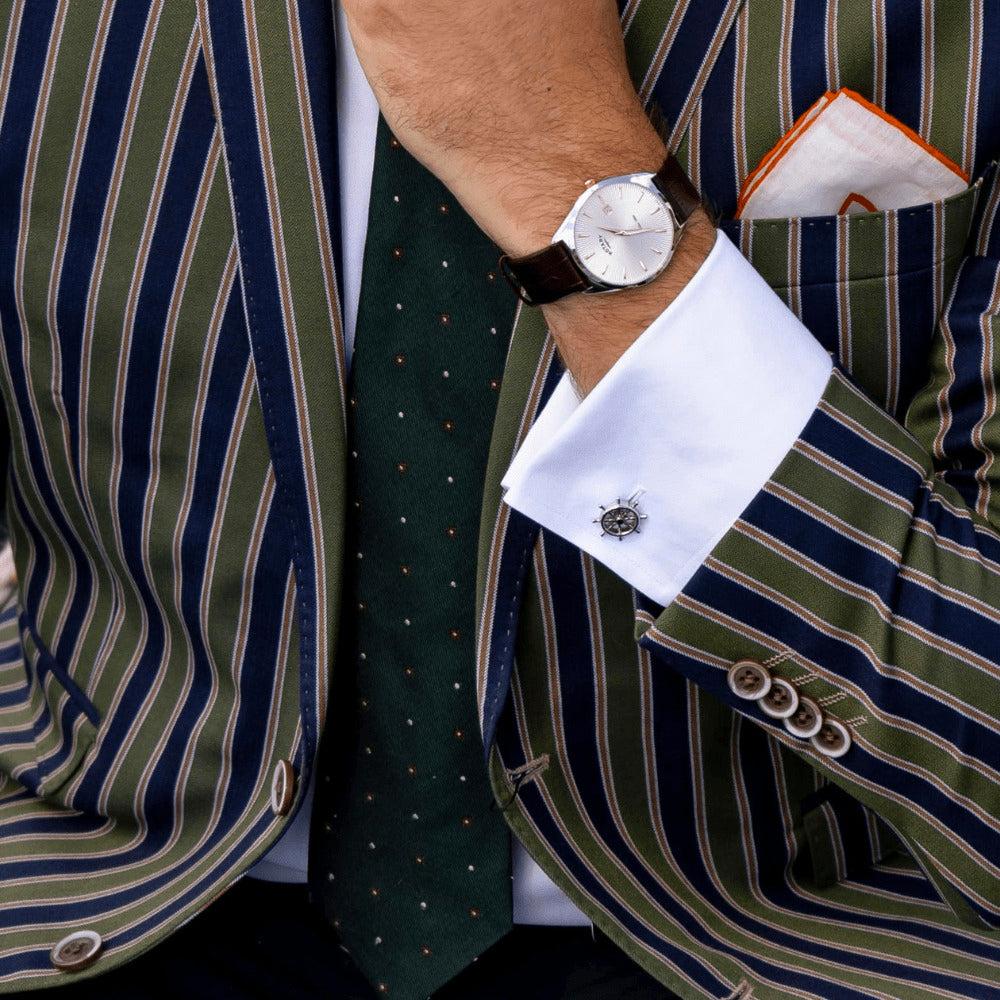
[250,2,831,927]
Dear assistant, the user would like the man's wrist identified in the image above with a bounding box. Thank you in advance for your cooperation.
[540,206,717,396]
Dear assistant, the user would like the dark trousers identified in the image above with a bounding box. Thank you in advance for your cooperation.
[42,878,680,999]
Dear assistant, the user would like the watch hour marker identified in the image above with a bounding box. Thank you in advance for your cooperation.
[640,260,648,272]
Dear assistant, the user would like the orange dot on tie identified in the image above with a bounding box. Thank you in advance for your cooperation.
[443,419,454,433]
[349,396,357,407]
[397,462,407,473]
[392,247,403,260]
[389,135,401,148]
[460,816,473,828]
[359,698,370,710]
[378,984,388,995]
[454,728,465,740]
[439,203,449,214]
[421,947,432,957]
[469,908,480,919]
[440,313,451,326]
[404,666,415,678]
[446,526,458,539]
[487,270,497,282]
[371,887,380,898]
[357,601,366,612]
[415,855,425,865]
[449,628,460,640]
[364,792,375,804]
[401,565,411,576]
[489,379,500,391]
[406,765,418,777]
[395,354,406,366]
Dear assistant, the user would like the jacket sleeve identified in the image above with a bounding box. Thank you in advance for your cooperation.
[637,163,1000,930]
[503,161,1000,928]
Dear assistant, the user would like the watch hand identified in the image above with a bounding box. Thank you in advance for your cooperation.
[599,225,673,236]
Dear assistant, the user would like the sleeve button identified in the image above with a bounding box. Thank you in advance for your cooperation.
[758,676,799,719]
[783,696,824,739]
[811,717,852,758]
[727,660,772,700]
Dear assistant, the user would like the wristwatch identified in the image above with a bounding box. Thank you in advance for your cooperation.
[500,155,701,305]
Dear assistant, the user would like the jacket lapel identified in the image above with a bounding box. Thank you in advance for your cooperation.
[199,0,348,760]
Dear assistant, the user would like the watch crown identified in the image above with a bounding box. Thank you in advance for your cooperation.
[584,178,595,188]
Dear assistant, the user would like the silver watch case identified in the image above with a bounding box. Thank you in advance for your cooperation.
[552,171,681,292]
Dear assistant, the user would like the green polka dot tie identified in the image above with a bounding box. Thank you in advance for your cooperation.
[310,118,518,1000]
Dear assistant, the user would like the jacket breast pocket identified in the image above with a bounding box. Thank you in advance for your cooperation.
[0,600,99,803]
[720,183,980,418]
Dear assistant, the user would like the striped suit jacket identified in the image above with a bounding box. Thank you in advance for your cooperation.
[4,1,1000,997]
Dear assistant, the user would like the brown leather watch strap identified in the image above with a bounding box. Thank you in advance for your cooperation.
[652,155,700,224]
[498,243,589,306]
[500,154,700,306]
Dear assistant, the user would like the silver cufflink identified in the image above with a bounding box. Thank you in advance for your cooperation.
[594,492,647,540]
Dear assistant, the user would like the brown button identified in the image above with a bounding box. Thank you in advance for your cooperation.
[51,930,102,972]
[784,695,824,739]
[270,759,296,816]
[811,717,852,758]
[727,660,771,700]
[758,676,799,720]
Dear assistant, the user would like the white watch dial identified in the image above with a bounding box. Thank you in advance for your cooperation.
[572,181,676,288]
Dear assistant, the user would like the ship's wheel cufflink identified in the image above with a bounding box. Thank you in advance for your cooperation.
[594,493,647,540]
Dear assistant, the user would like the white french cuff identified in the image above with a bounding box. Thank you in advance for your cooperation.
[501,231,833,608]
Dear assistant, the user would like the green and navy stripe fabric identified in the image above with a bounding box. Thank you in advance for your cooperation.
[0,0,346,988]
[477,1,1000,997]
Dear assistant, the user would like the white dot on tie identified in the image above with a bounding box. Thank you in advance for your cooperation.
[368,842,376,850]
[360,652,367,660]
[420,901,428,910]
[450,581,457,588]
[412,813,420,820]
[375,937,382,945]
[400,516,407,523]
[396,302,403,311]
[442,261,449,268]
[443,370,449,378]
[327,872,335,881]
[398,411,404,419]
[447,476,454,484]
[407,718,414,725]
[454,682,461,690]
[459,775,466,782]
[490,327,497,334]
[468,865,475,871]
[394,195,400,203]
[404,618,411,625]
